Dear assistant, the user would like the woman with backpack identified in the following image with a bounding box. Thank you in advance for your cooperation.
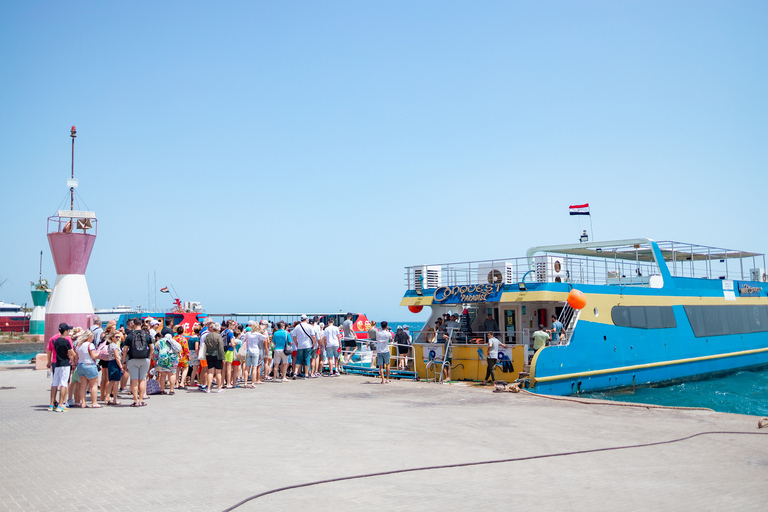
[156,333,181,395]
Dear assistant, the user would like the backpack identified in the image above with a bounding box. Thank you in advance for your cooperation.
[157,340,173,368]
[96,341,111,360]
[129,331,150,359]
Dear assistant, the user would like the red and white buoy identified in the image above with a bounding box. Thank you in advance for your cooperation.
[43,126,97,340]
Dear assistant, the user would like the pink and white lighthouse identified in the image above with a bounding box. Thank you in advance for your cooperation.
[43,126,97,341]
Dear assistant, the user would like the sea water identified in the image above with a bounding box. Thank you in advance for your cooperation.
[396,321,767,417]
[579,367,768,417]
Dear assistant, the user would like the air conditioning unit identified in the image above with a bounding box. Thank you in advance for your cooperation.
[477,262,515,284]
[750,268,767,282]
[414,266,441,291]
[534,256,567,283]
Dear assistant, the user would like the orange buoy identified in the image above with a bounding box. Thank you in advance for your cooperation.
[567,289,587,310]
[408,305,423,313]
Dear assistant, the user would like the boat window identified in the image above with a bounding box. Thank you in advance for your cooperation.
[683,305,768,337]
[611,306,677,329]
[629,307,646,328]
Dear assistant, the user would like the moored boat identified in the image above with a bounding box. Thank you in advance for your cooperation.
[401,238,768,394]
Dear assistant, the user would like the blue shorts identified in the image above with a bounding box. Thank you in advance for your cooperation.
[295,348,311,367]
[325,346,339,359]
[376,352,391,367]
[77,362,99,380]
[245,353,259,367]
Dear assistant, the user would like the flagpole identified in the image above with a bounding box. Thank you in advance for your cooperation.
[589,212,595,242]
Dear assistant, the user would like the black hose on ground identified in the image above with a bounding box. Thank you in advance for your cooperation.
[222,430,768,511]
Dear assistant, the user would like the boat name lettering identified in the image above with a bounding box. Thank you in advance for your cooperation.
[434,284,503,303]
[738,284,761,296]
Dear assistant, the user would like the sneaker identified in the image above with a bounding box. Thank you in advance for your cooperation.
[66,399,75,407]
[282,378,288,383]
[48,405,55,412]
[205,389,211,394]
[55,406,67,412]
[217,389,224,393]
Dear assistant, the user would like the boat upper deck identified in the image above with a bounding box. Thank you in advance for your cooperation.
[404,238,767,291]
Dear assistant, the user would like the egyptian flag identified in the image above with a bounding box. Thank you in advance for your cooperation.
[160,287,169,293]
[569,203,590,216]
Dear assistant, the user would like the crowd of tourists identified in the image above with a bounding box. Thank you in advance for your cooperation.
[45,313,414,411]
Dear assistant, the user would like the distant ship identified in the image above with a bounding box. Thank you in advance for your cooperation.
[0,301,29,332]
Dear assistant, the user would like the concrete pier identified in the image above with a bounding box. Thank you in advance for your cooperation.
[0,368,765,511]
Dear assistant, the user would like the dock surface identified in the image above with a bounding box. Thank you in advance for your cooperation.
[1,367,766,511]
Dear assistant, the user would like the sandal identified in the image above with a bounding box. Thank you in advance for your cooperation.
[130,402,139,407]
[169,391,175,395]
[139,402,147,407]
[90,404,103,408]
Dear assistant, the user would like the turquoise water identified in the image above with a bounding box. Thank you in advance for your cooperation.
[0,351,37,364]
[579,367,768,417]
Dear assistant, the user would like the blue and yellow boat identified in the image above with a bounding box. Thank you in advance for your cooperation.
[401,238,768,395]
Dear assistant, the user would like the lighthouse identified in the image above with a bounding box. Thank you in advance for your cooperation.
[43,126,97,342]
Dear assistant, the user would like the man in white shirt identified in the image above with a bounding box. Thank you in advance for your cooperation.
[376,321,393,384]
[291,315,316,379]
[323,317,342,376]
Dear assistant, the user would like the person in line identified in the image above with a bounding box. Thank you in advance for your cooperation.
[188,325,201,386]
[323,317,342,376]
[156,333,181,395]
[221,320,236,388]
[271,322,291,382]
[204,322,225,394]
[123,319,154,407]
[548,315,564,346]
[160,318,174,337]
[291,315,315,379]
[394,325,411,371]
[118,318,136,393]
[66,327,85,407]
[48,323,74,412]
[375,321,392,384]
[367,321,378,368]
[104,331,125,405]
[175,326,190,389]
[243,324,266,387]
[96,321,115,402]
[310,317,323,377]
[341,313,358,364]
[75,330,101,408]
[484,332,507,385]
[259,320,273,381]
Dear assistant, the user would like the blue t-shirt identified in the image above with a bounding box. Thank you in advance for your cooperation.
[272,329,290,351]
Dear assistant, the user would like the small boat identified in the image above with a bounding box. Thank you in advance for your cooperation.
[0,301,29,333]
[401,238,768,394]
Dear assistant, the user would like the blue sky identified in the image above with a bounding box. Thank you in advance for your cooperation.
[1,1,766,320]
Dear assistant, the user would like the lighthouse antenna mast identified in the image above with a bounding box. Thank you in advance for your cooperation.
[70,126,76,211]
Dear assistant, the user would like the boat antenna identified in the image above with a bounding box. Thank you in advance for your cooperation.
[39,250,43,284]
[70,125,76,211]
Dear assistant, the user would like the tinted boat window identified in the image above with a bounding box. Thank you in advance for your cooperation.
[629,307,646,329]
[684,305,768,337]
[611,306,677,329]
